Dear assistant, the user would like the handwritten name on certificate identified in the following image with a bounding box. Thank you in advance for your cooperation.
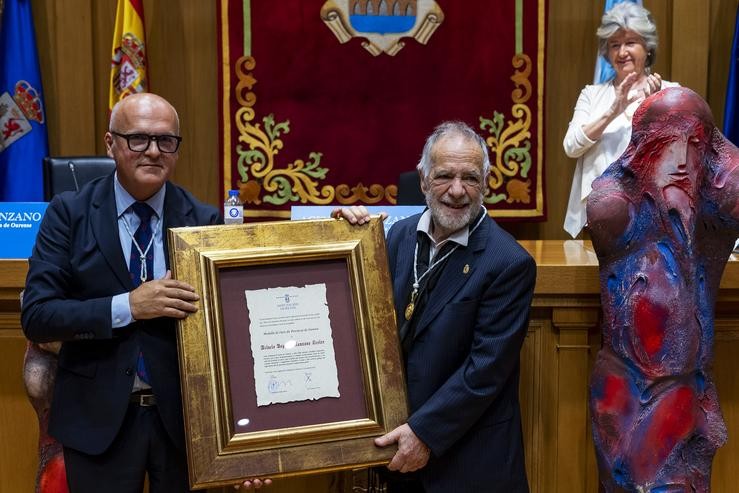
[245,283,340,406]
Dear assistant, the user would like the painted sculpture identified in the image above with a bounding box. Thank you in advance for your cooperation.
[23,341,69,493]
[587,87,739,491]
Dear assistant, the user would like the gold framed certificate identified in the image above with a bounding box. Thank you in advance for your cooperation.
[168,217,407,489]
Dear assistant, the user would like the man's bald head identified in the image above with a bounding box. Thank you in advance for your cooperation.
[109,93,180,134]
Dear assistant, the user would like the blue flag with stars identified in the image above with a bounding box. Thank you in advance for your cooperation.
[0,0,49,201]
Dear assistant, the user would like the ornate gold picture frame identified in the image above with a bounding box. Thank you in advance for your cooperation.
[168,218,407,489]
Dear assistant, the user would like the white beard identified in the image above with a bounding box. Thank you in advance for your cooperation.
[425,189,483,236]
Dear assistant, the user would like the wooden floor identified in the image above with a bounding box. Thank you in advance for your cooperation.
[1,242,737,492]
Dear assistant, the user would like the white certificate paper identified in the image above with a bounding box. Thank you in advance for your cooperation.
[245,283,340,406]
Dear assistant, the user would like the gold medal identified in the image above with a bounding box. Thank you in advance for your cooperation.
[405,288,418,320]
[405,302,415,320]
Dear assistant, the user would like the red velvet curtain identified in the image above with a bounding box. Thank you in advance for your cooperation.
[218,0,546,220]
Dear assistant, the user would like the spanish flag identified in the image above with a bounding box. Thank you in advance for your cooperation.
[109,0,148,110]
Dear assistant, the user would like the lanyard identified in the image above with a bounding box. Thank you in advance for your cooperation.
[404,205,486,320]
[122,212,160,284]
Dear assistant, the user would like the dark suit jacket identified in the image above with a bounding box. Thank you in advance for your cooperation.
[386,213,536,493]
[21,174,220,455]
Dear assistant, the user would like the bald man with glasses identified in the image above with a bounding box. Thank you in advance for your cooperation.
[22,93,224,492]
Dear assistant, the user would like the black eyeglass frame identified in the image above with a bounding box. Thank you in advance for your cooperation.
[110,131,183,153]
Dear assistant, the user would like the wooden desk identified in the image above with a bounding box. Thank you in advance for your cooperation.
[0,260,37,493]
[1,242,737,492]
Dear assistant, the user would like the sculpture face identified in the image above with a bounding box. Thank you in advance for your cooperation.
[586,87,739,492]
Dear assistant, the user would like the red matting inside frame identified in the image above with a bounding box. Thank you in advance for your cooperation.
[218,258,367,433]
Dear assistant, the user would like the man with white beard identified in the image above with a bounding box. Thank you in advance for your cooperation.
[336,121,536,492]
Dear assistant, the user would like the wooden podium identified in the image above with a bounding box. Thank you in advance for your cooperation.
[2,241,737,492]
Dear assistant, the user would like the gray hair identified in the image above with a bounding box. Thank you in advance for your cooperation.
[416,121,490,178]
[597,2,658,68]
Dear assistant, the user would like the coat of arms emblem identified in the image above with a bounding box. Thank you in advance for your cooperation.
[111,32,147,99]
[0,81,44,153]
[321,0,444,56]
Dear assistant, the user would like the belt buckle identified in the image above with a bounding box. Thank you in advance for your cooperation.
[140,394,156,406]
[132,392,156,406]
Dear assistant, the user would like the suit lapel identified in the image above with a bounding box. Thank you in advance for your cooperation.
[90,176,131,289]
[90,180,194,287]
[412,217,491,340]
[392,224,418,320]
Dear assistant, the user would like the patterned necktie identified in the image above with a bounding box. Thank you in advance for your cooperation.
[129,202,154,384]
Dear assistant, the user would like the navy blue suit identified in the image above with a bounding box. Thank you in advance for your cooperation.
[386,213,535,493]
[21,174,220,457]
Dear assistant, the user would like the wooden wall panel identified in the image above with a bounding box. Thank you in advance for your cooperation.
[33,0,97,155]
[0,261,37,493]
[0,334,37,493]
[645,0,672,79]
[672,0,710,96]
[711,321,739,492]
[91,0,117,151]
[519,321,544,492]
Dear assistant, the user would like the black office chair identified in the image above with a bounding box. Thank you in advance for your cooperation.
[397,170,425,205]
[42,156,116,200]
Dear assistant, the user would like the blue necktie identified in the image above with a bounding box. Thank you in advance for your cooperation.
[129,202,154,384]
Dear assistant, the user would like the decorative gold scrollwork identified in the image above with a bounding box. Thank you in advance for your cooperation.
[479,54,533,205]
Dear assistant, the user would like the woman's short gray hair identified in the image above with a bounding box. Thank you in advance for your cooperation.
[597,2,658,68]
[416,121,490,178]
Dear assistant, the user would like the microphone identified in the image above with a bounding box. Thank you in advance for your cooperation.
[68,161,80,192]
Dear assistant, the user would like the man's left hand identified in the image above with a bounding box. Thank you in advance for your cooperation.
[331,206,387,224]
[374,423,430,473]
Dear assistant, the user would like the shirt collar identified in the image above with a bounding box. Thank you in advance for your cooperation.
[114,172,166,219]
[416,209,470,250]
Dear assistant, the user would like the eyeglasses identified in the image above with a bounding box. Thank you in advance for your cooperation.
[110,131,182,153]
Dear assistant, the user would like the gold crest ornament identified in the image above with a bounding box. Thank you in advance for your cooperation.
[0,91,32,152]
[321,0,444,56]
[12,81,44,124]
[111,33,147,101]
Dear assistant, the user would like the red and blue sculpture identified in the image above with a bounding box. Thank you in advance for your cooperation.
[587,87,739,491]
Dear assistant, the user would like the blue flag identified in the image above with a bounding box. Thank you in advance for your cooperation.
[0,0,48,201]
[724,6,739,146]
[593,0,643,84]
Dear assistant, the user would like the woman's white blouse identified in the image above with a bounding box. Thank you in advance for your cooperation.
[562,80,679,238]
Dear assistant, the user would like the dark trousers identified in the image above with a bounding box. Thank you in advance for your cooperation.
[63,403,190,493]
[377,469,426,493]
[386,478,425,493]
